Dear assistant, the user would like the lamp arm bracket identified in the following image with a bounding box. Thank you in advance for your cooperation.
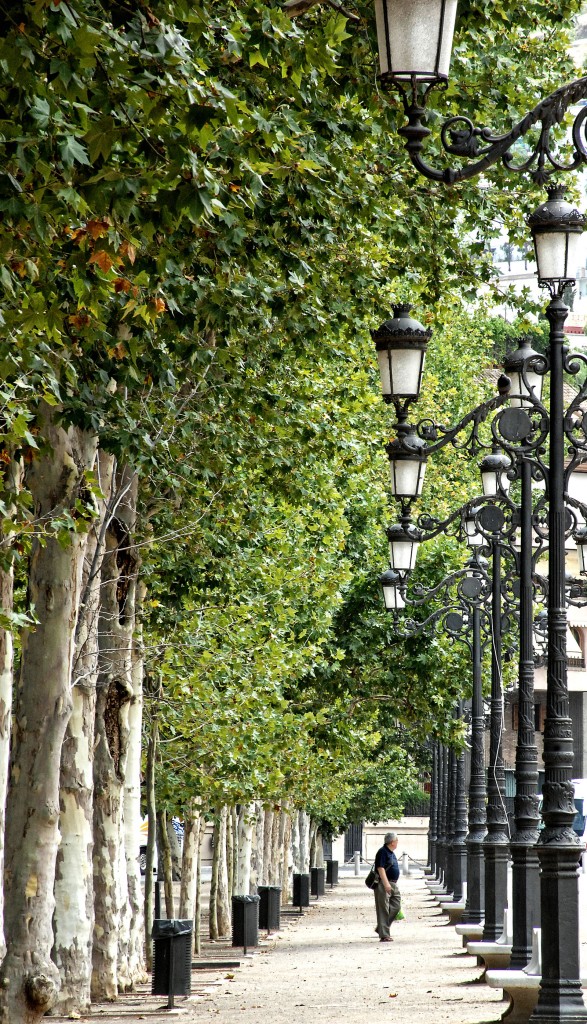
[417,393,507,455]
[396,75,587,185]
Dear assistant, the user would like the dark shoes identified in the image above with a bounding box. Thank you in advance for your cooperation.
[380,936,393,942]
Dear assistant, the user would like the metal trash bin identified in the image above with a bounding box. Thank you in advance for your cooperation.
[326,859,339,886]
[293,872,310,908]
[232,894,260,948]
[152,918,192,1001]
[311,866,325,898]
[258,885,281,931]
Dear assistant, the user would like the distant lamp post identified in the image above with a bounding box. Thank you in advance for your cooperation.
[479,449,512,498]
[503,337,544,408]
[386,517,422,571]
[387,424,428,501]
[464,504,484,548]
[576,526,587,576]
[379,567,406,611]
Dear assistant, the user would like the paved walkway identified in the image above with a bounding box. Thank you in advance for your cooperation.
[69,871,506,1023]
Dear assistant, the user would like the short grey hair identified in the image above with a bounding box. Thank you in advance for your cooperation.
[384,831,397,844]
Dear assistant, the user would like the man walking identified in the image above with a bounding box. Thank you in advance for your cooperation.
[374,831,401,942]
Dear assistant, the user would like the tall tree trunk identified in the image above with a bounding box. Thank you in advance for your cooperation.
[226,806,235,899]
[236,804,255,895]
[0,409,97,1024]
[270,808,281,886]
[299,811,310,872]
[262,808,273,887]
[123,579,146,986]
[166,817,182,882]
[216,807,231,938]
[179,801,201,921]
[209,811,221,941]
[0,562,13,962]
[52,451,113,1017]
[0,457,21,960]
[281,807,292,901]
[251,802,264,893]
[92,466,138,1001]
[144,717,158,971]
[157,809,174,918]
[291,810,301,873]
[194,818,205,955]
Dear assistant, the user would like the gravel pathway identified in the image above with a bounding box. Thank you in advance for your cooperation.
[57,872,506,1023]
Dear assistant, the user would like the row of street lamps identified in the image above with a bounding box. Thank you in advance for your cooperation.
[367,2,587,1020]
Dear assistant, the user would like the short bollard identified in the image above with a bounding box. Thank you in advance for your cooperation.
[232,894,260,954]
[353,851,361,876]
[401,852,410,876]
[258,885,281,932]
[152,919,193,1010]
[293,872,310,913]
[310,866,325,899]
[326,859,339,887]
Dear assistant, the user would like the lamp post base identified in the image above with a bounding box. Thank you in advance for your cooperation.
[530,844,587,1024]
[461,838,485,925]
[509,839,540,970]
[482,839,509,941]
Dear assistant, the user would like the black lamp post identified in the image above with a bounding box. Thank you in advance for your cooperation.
[369,7,587,1016]
[527,193,587,1024]
[381,553,493,909]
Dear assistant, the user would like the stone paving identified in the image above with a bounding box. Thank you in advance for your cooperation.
[54,870,509,1023]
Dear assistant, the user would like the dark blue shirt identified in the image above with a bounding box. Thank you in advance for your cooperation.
[374,844,399,882]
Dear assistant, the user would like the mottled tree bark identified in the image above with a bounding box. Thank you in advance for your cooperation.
[236,803,255,895]
[157,809,174,918]
[92,466,138,1001]
[144,718,158,971]
[216,807,231,937]
[0,409,97,1024]
[179,801,201,922]
[123,579,146,986]
[52,451,113,1017]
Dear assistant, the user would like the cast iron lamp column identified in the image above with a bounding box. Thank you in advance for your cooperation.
[381,554,492,909]
[481,510,510,941]
[502,337,545,970]
[452,700,469,904]
[527,192,587,1024]
[460,595,486,925]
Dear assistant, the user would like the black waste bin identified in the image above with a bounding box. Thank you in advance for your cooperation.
[152,918,192,1003]
[326,859,339,886]
[258,885,281,931]
[293,872,310,908]
[232,894,260,948]
[310,866,325,898]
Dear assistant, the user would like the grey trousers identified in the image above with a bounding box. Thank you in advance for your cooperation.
[374,881,401,938]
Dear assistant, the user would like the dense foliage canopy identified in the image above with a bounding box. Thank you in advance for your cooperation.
[0,0,584,826]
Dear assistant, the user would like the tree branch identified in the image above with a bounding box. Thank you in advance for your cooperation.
[283,0,360,21]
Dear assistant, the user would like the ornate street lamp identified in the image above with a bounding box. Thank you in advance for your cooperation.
[371,304,431,410]
[503,337,544,409]
[528,188,586,289]
[576,526,587,575]
[480,448,512,498]
[387,423,428,501]
[379,567,406,611]
[367,1,587,1004]
[387,516,422,571]
[374,0,458,83]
